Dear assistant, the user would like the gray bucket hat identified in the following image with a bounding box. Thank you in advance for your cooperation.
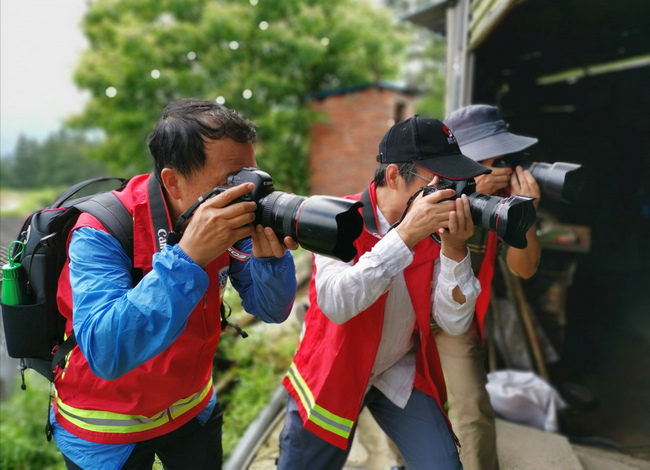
[444,105,538,162]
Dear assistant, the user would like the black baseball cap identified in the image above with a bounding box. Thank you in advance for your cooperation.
[377,115,491,180]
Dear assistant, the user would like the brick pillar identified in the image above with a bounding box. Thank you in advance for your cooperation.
[309,86,414,197]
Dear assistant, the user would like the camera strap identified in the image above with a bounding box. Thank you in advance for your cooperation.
[361,187,427,238]
[220,301,248,339]
[391,186,427,231]
[149,176,249,339]
[156,183,221,247]
[391,187,443,245]
[147,175,177,249]
[360,189,380,237]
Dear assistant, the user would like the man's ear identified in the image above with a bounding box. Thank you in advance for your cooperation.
[385,164,401,190]
[160,168,183,200]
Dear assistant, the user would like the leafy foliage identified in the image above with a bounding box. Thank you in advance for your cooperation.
[214,276,301,460]
[411,33,447,119]
[218,323,299,459]
[380,0,448,119]
[69,0,409,193]
[0,375,65,470]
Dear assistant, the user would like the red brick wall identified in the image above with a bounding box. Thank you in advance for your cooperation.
[309,87,414,197]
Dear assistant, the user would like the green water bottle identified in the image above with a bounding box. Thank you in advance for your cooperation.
[1,241,29,306]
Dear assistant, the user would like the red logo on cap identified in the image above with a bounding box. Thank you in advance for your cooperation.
[442,125,457,145]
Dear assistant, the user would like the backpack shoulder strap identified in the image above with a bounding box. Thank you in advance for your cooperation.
[52,177,127,208]
[51,192,134,376]
[75,192,134,260]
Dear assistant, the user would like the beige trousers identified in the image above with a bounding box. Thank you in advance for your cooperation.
[433,321,499,470]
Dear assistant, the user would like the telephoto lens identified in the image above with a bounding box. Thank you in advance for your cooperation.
[422,178,536,249]
[257,192,363,263]
[229,168,364,262]
[493,155,584,203]
[176,168,364,262]
[467,193,536,249]
[526,162,583,203]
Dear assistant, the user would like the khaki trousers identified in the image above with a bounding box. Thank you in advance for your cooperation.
[433,321,500,470]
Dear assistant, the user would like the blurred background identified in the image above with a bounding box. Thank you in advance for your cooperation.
[1,1,649,469]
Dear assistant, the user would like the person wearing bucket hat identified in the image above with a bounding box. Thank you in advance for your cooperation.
[445,105,541,216]
[428,104,543,470]
[278,116,485,470]
[444,105,538,163]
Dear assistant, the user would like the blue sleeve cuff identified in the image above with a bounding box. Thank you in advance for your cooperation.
[171,243,199,265]
[232,249,296,323]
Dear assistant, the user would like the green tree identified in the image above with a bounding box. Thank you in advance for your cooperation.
[381,0,447,119]
[410,32,447,119]
[0,130,108,189]
[69,0,409,193]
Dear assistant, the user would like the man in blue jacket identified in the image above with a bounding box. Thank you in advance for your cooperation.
[51,99,297,469]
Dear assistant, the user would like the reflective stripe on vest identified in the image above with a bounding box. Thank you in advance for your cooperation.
[56,378,213,434]
[287,363,354,439]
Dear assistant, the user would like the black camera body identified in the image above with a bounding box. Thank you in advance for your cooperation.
[209,167,276,206]
[493,154,583,203]
[206,168,364,262]
[421,178,536,249]
[422,178,476,201]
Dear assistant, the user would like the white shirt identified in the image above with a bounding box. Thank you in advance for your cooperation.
[314,206,480,408]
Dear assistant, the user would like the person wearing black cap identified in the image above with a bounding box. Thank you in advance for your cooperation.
[278,116,490,470]
[431,104,543,470]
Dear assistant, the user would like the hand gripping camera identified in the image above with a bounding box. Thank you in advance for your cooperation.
[421,178,537,249]
[493,154,584,203]
[173,168,364,262]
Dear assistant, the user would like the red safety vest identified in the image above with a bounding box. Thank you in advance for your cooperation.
[54,174,229,444]
[283,183,450,449]
[474,231,499,338]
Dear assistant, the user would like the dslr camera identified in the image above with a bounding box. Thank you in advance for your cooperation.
[205,168,364,262]
[493,154,584,203]
[421,178,536,249]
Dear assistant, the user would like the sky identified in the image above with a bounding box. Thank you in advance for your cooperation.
[1,0,89,157]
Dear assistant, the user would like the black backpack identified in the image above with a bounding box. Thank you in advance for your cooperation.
[1,177,134,387]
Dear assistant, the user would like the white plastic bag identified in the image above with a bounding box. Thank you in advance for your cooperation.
[486,370,567,432]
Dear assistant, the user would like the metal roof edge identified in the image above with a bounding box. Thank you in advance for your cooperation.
[400,0,452,34]
[308,81,420,100]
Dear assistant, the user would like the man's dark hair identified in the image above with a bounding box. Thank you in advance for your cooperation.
[374,162,418,187]
[148,98,257,182]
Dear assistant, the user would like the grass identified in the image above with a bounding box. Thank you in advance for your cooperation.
[217,283,302,460]
[0,373,66,470]
[219,322,300,459]
[1,182,126,220]
[0,187,66,220]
